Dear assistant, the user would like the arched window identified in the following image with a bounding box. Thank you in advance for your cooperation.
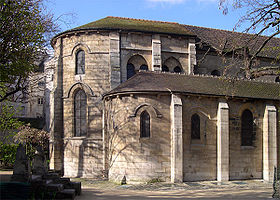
[174,66,182,73]
[140,64,148,71]
[211,70,221,76]
[74,90,87,137]
[191,114,200,139]
[241,109,253,146]
[162,65,169,72]
[76,50,85,75]
[140,111,150,138]
[127,63,135,79]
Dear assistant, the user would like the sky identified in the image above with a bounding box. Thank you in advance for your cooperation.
[45,0,248,33]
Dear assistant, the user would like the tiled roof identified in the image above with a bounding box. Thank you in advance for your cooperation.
[72,16,194,36]
[184,25,280,59]
[106,71,280,100]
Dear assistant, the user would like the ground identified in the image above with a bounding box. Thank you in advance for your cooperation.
[73,178,275,200]
[0,170,276,199]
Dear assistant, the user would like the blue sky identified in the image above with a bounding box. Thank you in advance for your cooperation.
[46,0,246,32]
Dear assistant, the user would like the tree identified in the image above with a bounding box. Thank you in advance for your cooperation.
[219,0,280,79]
[0,0,59,102]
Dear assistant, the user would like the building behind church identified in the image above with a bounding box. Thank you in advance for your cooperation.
[49,16,280,183]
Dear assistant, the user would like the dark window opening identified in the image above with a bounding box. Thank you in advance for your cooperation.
[140,111,150,138]
[140,64,148,71]
[162,65,169,72]
[76,50,85,75]
[74,90,87,137]
[241,109,254,146]
[211,70,221,76]
[174,66,182,73]
[127,63,135,79]
[275,76,280,82]
[191,114,200,139]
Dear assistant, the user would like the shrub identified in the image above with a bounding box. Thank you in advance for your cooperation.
[0,142,19,168]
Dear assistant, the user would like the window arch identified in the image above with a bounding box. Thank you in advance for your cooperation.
[140,111,150,138]
[241,109,254,146]
[76,50,85,75]
[211,70,221,76]
[127,63,135,79]
[174,66,182,73]
[139,64,148,71]
[191,114,200,139]
[74,89,87,137]
[162,65,169,72]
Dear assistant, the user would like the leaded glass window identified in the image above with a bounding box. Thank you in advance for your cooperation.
[74,90,87,137]
[140,111,150,138]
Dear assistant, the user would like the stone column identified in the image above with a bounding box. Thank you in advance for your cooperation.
[152,34,161,71]
[263,105,277,182]
[217,102,229,181]
[109,32,121,89]
[49,37,64,172]
[170,94,183,183]
[188,39,196,75]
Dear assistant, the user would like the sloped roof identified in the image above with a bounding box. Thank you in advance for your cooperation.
[71,16,194,36]
[53,16,280,59]
[106,71,280,100]
[184,25,280,59]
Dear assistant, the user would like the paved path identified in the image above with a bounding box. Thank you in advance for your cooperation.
[73,179,275,200]
[0,171,276,199]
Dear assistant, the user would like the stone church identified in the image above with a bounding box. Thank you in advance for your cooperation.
[49,16,280,183]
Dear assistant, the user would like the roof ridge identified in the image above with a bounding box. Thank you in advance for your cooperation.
[183,24,280,41]
[106,16,180,25]
[141,70,278,84]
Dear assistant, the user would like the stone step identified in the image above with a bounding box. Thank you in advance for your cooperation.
[65,182,81,195]
[45,183,64,192]
[55,189,76,200]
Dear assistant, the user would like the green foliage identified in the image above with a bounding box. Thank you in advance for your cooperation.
[0,142,19,168]
[0,0,59,102]
[0,103,24,143]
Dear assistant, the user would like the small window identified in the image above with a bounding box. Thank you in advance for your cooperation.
[140,111,150,138]
[174,66,182,73]
[162,65,169,72]
[127,63,135,79]
[211,70,221,76]
[38,81,45,87]
[76,50,85,75]
[38,98,43,105]
[275,76,280,82]
[140,64,148,71]
[241,109,254,146]
[191,114,200,139]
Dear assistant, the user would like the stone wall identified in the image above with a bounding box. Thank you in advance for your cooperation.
[105,94,171,182]
[228,101,263,180]
[182,96,218,181]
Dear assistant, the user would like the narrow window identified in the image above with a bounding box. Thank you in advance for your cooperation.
[127,63,135,79]
[74,90,87,137]
[162,65,169,72]
[241,109,253,146]
[211,70,221,76]
[140,64,148,71]
[76,50,85,75]
[174,66,182,73]
[140,111,150,138]
[191,114,200,139]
